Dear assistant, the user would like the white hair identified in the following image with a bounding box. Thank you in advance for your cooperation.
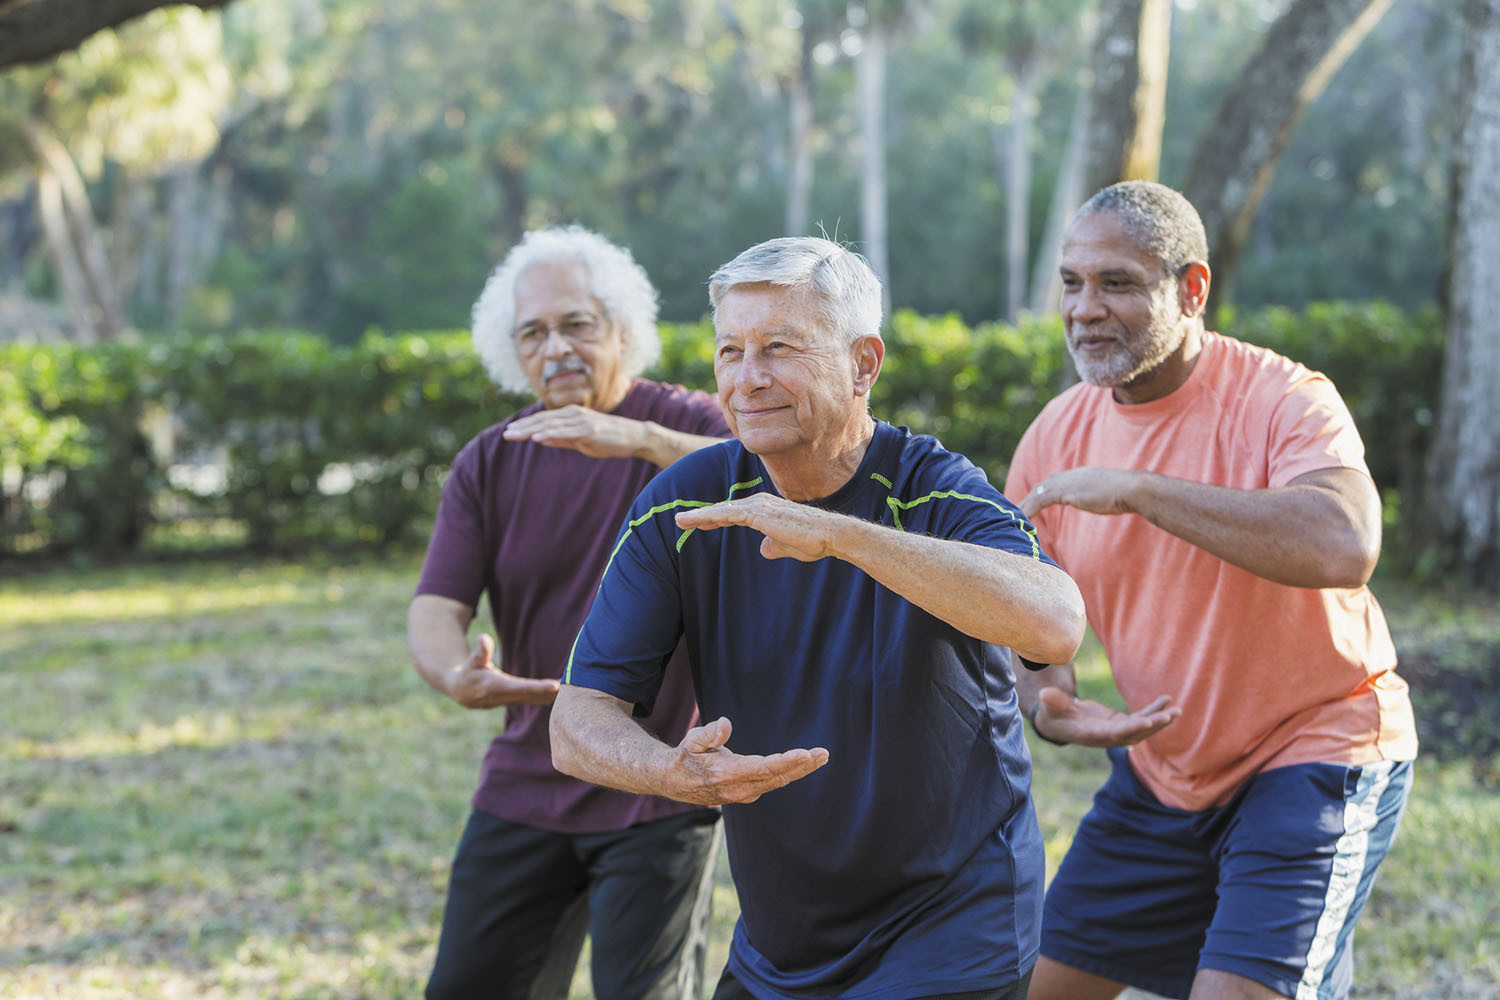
[708,237,884,344]
[470,225,662,394]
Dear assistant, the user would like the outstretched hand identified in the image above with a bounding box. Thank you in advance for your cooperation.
[1021,467,1143,519]
[669,717,830,805]
[503,405,646,459]
[675,494,836,562]
[1032,686,1180,748]
[446,633,561,709]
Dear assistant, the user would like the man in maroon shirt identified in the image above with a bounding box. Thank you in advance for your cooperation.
[409,226,730,1000]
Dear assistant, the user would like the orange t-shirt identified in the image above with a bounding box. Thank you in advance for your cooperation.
[1005,332,1417,811]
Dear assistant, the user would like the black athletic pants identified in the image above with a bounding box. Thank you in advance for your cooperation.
[425,808,722,1000]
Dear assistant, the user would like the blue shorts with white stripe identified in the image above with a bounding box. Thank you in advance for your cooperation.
[1041,747,1413,1000]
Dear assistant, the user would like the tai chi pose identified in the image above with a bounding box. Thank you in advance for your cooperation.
[410,226,729,1000]
[1006,181,1418,1000]
[551,236,1084,1000]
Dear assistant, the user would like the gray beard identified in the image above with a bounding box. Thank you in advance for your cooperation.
[1068,320,1181,389]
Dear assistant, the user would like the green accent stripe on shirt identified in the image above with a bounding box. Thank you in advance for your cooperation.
[674,476,765,552]
[869,472,893,489]
[563,476,766,684]
[885,489,1043,560]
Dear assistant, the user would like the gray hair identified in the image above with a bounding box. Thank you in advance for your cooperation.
[1070,181,1209,275]
[708,237,884,345]
[471,225,661,394]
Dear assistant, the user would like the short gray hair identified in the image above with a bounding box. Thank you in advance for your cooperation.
[1070,181,1209,275]
[708,237,883,344]
[471,225,661,394]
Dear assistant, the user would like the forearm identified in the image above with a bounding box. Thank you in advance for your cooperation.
[829,521,1085,664]
[550,685,688,799]
[635,423,726,468]
[1123,470,1379,588]
[406,595,473,698]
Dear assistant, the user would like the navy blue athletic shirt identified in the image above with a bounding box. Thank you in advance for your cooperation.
[566,420,1055,998]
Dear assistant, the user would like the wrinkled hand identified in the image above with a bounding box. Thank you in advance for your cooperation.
[675,493,836,562]
[1021,467,1144,519]
[1032,686,1180,748]
[447,633,560,709]
[670,717,830,805]
[503,405,647,459]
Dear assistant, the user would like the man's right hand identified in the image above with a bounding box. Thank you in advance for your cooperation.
[668,717,830,805]
[1032,685,1181,748]
[446,633,560,709]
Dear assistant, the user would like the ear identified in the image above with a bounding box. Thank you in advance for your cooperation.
[1178,262,1211,319]
[852,335,884,397]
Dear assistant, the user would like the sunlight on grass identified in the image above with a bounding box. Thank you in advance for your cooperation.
[2,554,1497,999]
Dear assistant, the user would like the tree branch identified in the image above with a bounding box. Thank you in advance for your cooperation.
[0,0,234,70]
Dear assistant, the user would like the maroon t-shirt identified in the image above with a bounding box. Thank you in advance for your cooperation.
[416,379,729,833]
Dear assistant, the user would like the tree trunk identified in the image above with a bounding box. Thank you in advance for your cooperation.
[1183,0,1395,317]
[1079,0,1171,198]
[1028,77,1089,316]
[1428,0,1500,589]
[857,21,890,312]
[785,32,815,236]
[34,168,97,341]
[26,121,124,339]
[998,62,1037,323]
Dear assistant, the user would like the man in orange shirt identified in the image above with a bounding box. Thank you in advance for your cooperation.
[1005,181,1417,1000]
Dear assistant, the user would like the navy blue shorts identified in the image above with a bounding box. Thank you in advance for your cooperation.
[1041,748,1412,1000]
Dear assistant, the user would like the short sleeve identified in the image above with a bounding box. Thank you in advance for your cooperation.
[414,439,488,606]
[1003,418,1047,505]
[902,442,1059,570]
[564,487,687,715]
[1265,374,1372,488]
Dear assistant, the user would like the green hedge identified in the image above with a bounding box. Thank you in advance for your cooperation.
[0,302,1441,559]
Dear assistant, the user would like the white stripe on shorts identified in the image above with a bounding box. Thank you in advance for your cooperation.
[1295,760,1395,1000]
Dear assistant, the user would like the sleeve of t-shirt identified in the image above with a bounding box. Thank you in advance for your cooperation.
[916,444,1060,570]
[413,437,488,606]
[1265,373,1372,489]
[563,476,687,715]
[1004,417,1047,506]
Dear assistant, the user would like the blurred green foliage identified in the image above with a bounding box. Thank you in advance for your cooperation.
[0,302,1441,564]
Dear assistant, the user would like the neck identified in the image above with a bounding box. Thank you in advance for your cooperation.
[1113,323,1205,405]
[594,374,633,413]
[760,414,877,502]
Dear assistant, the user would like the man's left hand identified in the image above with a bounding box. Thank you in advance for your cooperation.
[676,493,836,562]
[504,405,646,459]
[1022,467,1140,518]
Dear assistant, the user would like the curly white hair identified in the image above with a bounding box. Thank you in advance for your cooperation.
[470,225,662,394]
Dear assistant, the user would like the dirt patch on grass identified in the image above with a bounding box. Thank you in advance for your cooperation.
[1398,638,1500,785]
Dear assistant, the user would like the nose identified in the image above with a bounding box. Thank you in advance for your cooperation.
[1066,282,1108,324]
[734,347,772,392]
[541,327,575,359]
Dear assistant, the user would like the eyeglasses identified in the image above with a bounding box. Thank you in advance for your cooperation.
[513,313,608,357]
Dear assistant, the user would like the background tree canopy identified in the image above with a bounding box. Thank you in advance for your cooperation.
[0,0,1465,343]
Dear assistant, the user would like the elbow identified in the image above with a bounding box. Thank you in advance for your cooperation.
[1312,525,1382,590]
[1014,579,1087,666]
[547,691,585,779]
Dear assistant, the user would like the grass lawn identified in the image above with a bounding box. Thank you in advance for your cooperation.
[2,551,1497,998]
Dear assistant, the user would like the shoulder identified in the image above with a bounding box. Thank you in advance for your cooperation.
[449,402,544,470]
[881,423,1005,505]
[624,379,727,431]
[637,436,748,503]
[1202,332,1319,391]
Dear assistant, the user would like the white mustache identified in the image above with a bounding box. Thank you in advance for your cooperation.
[543,359,591,381]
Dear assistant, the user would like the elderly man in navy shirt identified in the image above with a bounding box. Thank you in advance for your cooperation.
[551,236,1085,1000]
